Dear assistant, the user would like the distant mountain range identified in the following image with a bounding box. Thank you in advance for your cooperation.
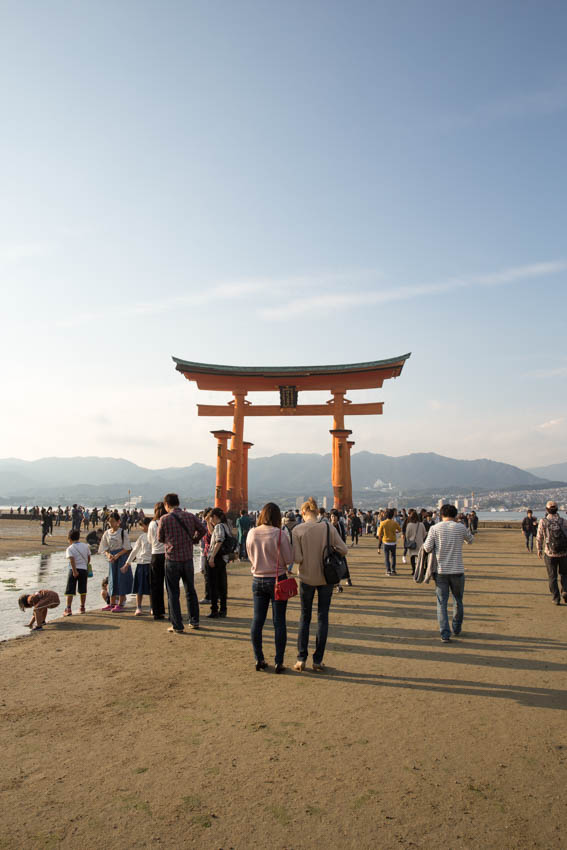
[0,453,562,505]
[527,461,567,481]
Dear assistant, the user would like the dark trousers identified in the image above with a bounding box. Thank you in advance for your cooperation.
[209,553,227,614]
[524,532,535,551]
[384,543,397,573]
[165,558,199,630]
[544,555,567,603]
[150,553,166,618]
[251,576,288,665]
[297,583,333,664]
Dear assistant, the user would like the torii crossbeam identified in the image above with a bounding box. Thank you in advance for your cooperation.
[173,355,411,512]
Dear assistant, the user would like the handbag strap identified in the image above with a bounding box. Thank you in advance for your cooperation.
[275,528,282,583]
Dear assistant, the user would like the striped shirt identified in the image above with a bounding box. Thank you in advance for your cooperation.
[423,520,473,574]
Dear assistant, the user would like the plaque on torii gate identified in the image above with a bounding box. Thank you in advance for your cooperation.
[173,354,411,513]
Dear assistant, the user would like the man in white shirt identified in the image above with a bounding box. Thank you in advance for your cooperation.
[423,503,473,642]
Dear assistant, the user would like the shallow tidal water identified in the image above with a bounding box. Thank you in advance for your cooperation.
[0,551,109,641]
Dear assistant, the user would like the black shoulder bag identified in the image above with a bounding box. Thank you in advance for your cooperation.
[322,521,348,585]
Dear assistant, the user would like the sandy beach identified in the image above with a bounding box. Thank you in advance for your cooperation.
[1,526,565,849]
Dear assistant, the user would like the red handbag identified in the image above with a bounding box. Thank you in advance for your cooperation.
[274,528,298,601]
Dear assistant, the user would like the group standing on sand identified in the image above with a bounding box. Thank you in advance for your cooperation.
[17,496,567,664]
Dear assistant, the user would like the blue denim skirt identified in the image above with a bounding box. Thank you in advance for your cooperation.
[108,549,133,597]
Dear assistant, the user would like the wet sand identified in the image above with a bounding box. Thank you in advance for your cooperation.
[0,519,140,560]
[1,528,566,849]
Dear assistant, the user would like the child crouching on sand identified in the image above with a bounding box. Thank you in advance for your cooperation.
[18,590,60,631]
[101,577,110,606]
[125,517,152,616]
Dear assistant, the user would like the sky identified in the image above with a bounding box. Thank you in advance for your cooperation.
[2,0,567,471]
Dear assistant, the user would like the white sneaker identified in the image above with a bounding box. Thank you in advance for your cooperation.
[402,557,407,564]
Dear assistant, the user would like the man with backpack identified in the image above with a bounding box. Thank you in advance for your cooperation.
[206,508,237,618]
[536,501,567,605]
[158,493,207,633]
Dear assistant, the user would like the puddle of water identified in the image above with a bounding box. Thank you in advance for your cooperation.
[0,551,110,641]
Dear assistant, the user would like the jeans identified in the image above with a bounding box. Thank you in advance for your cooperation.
[435,573,465,638]
[544,555,567,603]
[384,543,396,573]
[251,576,288,665]
[297,583,334,664]
[150,553,166,618]
[239,539,248,560]
[524,532,535,551]
[165,558,199,630]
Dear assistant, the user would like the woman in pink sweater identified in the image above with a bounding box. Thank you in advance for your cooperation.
[246,502,293,673]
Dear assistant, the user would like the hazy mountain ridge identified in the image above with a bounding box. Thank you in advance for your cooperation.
[527,461,567,480]
[0,453,559,504]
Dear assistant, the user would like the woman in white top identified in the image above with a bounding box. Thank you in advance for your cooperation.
[98,511,132,612]
[147,502,167,620]
[125,516,152,615]
[403,509,427,576]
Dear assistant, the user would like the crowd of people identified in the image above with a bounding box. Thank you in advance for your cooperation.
[17,498,567,662]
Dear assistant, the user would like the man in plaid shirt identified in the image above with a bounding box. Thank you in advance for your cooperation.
[158,493,207,633]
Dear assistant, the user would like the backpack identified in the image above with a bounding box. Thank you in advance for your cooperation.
[219,523,238,556]
[542,516,567,556]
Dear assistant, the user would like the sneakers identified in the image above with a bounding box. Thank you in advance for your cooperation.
[441,636,452,643]
[293,660,306,671]
[402,556,407,564]
[312,663,326,672]
[199,598,211,605]
[135,608,142,616]
[189,623,200,630]
[167,626,184,634]
[111,605,125,613]
[79,606,86,614]
[101,604,113,611]
[63,607,72,617]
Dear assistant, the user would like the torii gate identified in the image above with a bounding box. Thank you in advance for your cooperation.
[173,354,411,513]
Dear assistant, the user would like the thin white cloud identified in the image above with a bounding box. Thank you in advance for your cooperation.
[529,365,567,379]
[0,241,55,263]
[259,261,567,320]
[537,418,565,431]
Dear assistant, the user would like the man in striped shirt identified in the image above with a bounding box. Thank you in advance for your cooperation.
[423,504,473,642]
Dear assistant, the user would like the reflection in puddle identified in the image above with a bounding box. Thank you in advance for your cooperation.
[0,551,108,641]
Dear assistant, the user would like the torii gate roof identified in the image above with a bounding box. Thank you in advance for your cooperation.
[173,353,411,392]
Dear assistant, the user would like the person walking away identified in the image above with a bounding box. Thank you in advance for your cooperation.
[158,494,206,633]
[522,510,538,553]
[377,509,402,575]
[246,502,293,672]
[536,501,567,605]
[292,497,348,672]
[125,516,152,615]
[63,529,91,616]
[98,511,133,612]
[207,508,232,618]
[281,511,298,573]
[423,504,473,642]
[349,510,362,546]
[404,510,427,576]
[236,509,253,561]
[40,511,51,546]
[148,502,167,620]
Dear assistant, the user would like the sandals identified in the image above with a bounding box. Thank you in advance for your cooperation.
[63,608,72,617]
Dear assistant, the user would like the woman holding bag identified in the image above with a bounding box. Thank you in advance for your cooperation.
[246,502,293,673]
[292,497,348,672]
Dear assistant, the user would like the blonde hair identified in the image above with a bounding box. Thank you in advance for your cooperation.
[301,497,318,516]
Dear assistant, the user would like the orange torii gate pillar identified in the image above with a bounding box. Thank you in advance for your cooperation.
[211,430,233,510]
[242,441,253,511]
[173,354,411,513]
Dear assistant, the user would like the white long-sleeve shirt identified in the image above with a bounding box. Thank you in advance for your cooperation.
[125,532,151,566]
[147,519,166,555]
[423,520,473,574]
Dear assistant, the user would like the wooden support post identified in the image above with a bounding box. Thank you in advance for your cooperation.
[346,440,355,508]
[227,392,246,514]
[330,428,352,510]
[211,430,233,512]
[241,442,253,511]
